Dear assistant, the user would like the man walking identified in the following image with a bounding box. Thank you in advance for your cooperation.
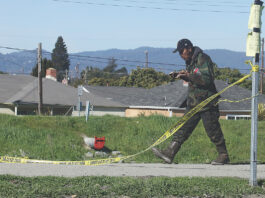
[152,39,229,165]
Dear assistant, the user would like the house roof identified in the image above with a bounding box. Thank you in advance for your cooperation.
[84,80,187,107]
[0,74,126,108]
[215,80,265,111]
[85,79,265,111]
[83,85,148,106]
[2,74,264,111]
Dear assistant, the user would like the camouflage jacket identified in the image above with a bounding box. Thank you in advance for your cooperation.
[184,47,219,110]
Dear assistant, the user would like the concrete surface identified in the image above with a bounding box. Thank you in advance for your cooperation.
[1,163,265,179]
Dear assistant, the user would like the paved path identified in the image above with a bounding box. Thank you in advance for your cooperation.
[1,163,265,179]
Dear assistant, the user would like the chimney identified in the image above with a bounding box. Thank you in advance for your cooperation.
[46,68,57,81]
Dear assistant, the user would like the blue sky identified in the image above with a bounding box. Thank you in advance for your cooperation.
[0,0,263,53]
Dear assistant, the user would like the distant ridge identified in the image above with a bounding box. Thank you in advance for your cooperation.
[0,47,249,74]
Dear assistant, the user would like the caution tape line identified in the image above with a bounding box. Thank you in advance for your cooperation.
[0,156,129,166]
[216,94,260,105]
[0,72,252,166]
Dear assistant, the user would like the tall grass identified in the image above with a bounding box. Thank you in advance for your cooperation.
[0,114,265,163]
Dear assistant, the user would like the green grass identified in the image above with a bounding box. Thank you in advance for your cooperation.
[0,114,265,164]
[1,175,265,198]
[1,114,265,197]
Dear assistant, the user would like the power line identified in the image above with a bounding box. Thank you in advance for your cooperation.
[161,0,248,4]
[0,45,254,72]
[69,55,186,72]
[0,45,186,70]
[0,46,37,54]
[68,53,186,67]
[43,48,186,67]
[51,0,249,14]
[97,0,249,7]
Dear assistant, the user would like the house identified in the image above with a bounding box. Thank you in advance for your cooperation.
[84,81,187,117]
[84,79,265,119]
[1,73,264,119]
[0,74,127,116]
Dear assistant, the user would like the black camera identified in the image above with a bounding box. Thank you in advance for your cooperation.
[169,72,179,78]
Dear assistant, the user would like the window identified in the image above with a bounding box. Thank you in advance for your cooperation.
[226,115,251,120]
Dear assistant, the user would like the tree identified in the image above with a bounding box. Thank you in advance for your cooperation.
[102,58,128,77]
[214,67,252,90]
[31,58,54,77]
[51,36,70,82]
[80,66,104,84]
[86,67,170,88]
[115,67,128,75]
[78,59,128,87]
[124,67,170,88]
[103,58,117,73]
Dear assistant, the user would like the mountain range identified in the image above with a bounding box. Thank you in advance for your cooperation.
[0,47,251,75]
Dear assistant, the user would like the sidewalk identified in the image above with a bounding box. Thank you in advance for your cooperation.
[1,163,265,179]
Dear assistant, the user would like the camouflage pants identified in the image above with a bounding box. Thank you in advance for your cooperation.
[172,106,225,147]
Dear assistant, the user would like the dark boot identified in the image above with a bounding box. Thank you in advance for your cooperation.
[152,141,180,164]
[211,142,230,165]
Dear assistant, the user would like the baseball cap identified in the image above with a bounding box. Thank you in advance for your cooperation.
[173,39,193,53]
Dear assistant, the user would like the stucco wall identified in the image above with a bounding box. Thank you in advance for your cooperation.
[90,111,125,117]
[0,108,15,115]
[219,111,251,120]
[125,108,251,119]
[125,109,186,117]
[72,110,125,117]
[72,106,126,117]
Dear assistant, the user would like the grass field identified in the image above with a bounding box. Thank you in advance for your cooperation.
[1,114,265,197]
[0,114,265,164]
[1,175,265,198]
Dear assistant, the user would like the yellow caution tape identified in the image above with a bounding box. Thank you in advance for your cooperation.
[0,72,252,166]
[215,60,261,105]
[252,65,259,72]
[0,156,124,166]
[245,60,259,72]
[216,94,260,105]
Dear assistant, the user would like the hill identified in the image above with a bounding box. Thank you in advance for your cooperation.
[0,47,250,75]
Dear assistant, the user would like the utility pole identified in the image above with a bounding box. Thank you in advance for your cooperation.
[145,50,148,68]
[84,68,87,84]
[75,63,80,79]
[250,45,259,187]
[261,38,264,94]
[247,0,263,186]
[77,85,83,117]
[38,43,43,115]
[65,69,68,85]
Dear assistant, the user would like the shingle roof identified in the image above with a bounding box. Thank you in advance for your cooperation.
[84,86,148,106]
[2,74,264,111]
[0,74,35,103]
[146,80,187,107]
[85,80,265,111]
[84,80,188,107]
[0,74,126,108]
[215,80,265,111]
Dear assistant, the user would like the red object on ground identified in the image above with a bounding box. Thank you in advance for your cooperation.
[94,136,105,150]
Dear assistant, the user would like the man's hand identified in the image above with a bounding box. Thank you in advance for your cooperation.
[176,70,190,81]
